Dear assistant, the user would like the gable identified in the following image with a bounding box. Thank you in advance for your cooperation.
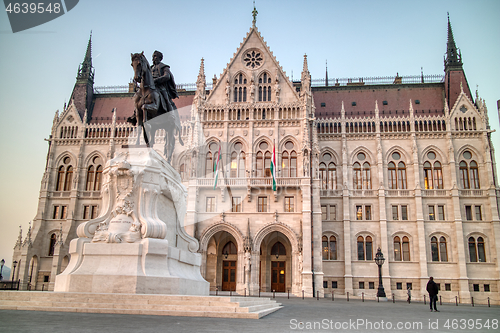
[449,92,483,131]
[54,104,83,139]
[207,28,299,105]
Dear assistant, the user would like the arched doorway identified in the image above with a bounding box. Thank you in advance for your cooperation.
[204,230,240,292]
[259,231,292,292]
[221,241,237,291]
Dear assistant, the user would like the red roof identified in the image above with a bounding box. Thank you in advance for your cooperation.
[313,84,445,118]
[89,93,194,124]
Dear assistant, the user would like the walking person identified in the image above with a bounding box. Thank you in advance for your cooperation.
[407,287,411,303]
[426,277,439,312]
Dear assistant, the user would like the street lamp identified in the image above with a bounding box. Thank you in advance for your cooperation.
[374,247,386,298]
[12,260,18,282]
[0,259,4,280]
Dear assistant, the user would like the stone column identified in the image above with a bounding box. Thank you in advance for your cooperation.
[301,183,313,296]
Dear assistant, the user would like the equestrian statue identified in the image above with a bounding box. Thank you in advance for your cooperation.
[127,50,183,164]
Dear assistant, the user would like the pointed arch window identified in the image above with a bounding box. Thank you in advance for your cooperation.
[222,241,237,256]
[388,152,406,189]
[205,152,213,178]
[322,235,337,260]
[354,160,371,190]
[48,233,57,256]
[468,236,486,262]
[402,236,410,261]
[86,156,103,191]
[424,162,433,189]
[179,163,186,181]
[230,142,246,178]
[205,142,221,178]
[394,236,401,261]
[388,162,397,189]
[469,161,480,189]
[256,141,271,177]
[264,151,271,177]
[328,163,337,190]
[459,161,470,188]
[56,157,74,191]
[64,166,73,191]
[283,152,290,177]
[230,152,238,178]
[258,72,272,102]
[281,141,296,177]
[256,151,263,177]
[397,162,407,189]
[320,163,327,189]
[433,162,443,189]
[234,73,247,103]
[353,163,362,189]
[424,151,444,189]
[322,236,329,260]
[431,236,448,262]
[357,235,373,260]
[271,241,286,257]
[394,235,411,261]
[56,166,65,191]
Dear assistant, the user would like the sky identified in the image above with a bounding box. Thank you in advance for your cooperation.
[0,0,499,267]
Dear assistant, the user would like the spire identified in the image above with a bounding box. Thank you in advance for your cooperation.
[14,225,22,249]
[325,60,329,87]
[302,54,309,73]
[301,54,311,96]
[252,1,258,28]
[71,33,95,121]
[77,32,94,83]
[195,58,206,102]
[445,13,462,71]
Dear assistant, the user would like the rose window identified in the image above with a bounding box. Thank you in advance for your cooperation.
[243,49,263,69]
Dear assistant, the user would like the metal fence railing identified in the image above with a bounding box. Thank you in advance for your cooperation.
[0,280,20,290]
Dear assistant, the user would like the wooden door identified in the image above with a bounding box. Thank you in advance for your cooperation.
[271,261,286,292]
[222,261,236,291]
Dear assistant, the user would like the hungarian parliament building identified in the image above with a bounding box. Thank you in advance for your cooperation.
[10,15,500,304]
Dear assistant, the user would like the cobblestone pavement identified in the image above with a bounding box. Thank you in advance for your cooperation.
[1,297,499,333]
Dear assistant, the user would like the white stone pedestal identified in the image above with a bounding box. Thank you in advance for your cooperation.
[55,148,209,295]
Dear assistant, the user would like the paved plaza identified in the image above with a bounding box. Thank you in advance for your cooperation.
[0,296,498,333]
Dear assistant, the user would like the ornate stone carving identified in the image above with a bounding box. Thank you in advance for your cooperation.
[57,148,208,295]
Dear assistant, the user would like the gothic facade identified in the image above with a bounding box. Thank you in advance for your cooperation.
[11,17,500,303]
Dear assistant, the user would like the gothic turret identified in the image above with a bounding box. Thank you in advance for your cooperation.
[444,14,462,71]
[69,33,95,122]
[443,14,472,110]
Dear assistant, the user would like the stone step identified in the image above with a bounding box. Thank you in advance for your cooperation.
[0,291,282,319]
[0,304,282,319]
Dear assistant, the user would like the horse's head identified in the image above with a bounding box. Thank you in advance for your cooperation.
[131,51,146,83]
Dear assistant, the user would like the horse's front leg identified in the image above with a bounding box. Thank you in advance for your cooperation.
[167,131,175,164]
[142,92,159,116]
[133,107,142,146]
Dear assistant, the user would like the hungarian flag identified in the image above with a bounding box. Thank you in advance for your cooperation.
[213,144,222,190]
[270,144,277,191]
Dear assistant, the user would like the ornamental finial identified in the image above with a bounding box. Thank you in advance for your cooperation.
[252,1,258,28]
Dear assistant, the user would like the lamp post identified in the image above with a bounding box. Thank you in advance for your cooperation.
[374,247,386,298]
[11,260,18,282]
[0,259,4,280]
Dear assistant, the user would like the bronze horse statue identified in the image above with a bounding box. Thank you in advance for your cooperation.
[127,52,183,163]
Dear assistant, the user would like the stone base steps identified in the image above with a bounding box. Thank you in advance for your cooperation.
[209,291,299,298]
[0,291,282,319]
